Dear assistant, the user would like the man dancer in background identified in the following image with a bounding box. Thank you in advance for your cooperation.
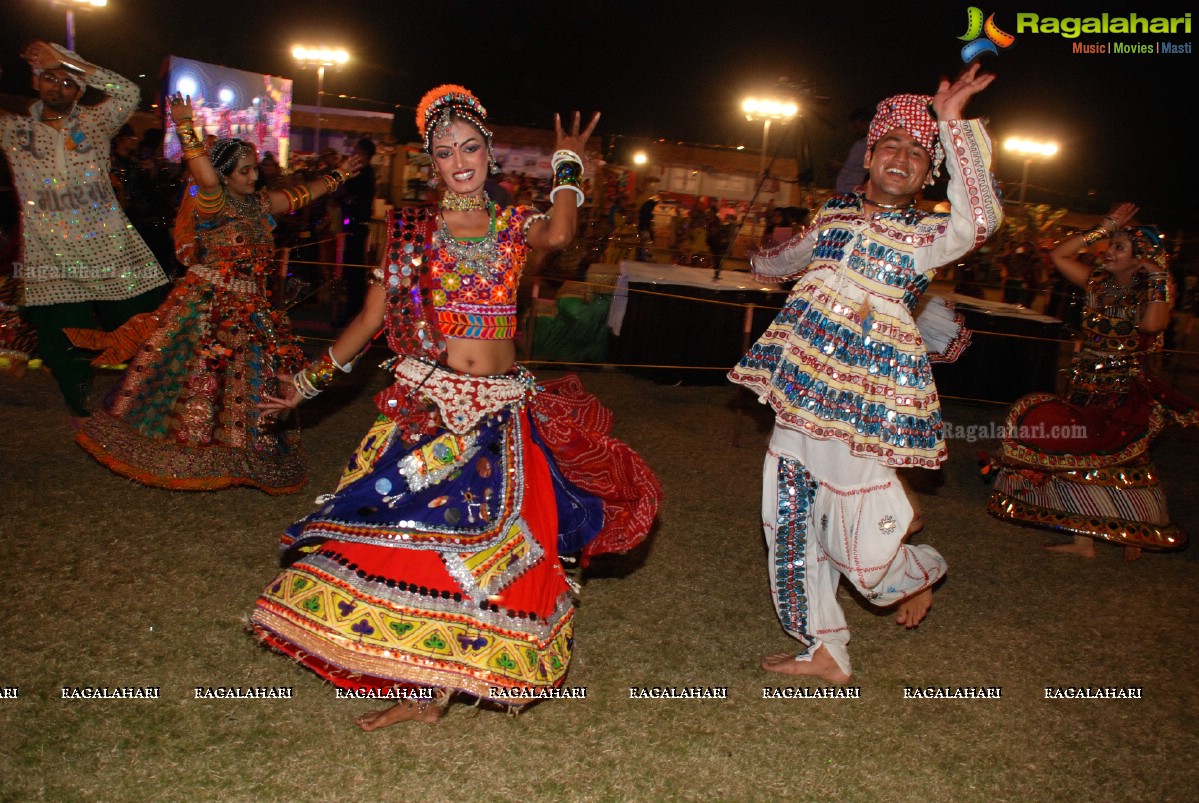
[0,41,166,427]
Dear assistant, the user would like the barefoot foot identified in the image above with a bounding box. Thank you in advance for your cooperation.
[894,587,933,629]
[1043,536,1097,558]
[355,694,445,732]
[1123,545,1143,562]
[903,513,926,540]
[760,645,850,685]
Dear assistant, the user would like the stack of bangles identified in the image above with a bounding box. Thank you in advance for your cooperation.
[1146,271,1173,304]
[551,149,585,207]
[279,184,313,215]
[292,347,357,400]
[279,169,349,215]
[319,168,350,193]
[176,121,205,161]
[1081,215,1122,247]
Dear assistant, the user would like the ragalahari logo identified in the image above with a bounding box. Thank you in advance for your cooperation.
[959,7,1016,62]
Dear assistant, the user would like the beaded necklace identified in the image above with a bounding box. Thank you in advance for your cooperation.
[437,204,500,281]
[225,189,260,218]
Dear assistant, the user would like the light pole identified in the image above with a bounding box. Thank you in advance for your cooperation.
[48,0,107,51]
[291,45,349,154]
[741,97,798,181]
[1003,137,1058,204]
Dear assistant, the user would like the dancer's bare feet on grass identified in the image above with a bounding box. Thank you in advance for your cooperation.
[1123,545,1143,562]
[356,697,444,731]
[761,645,851,685]
[1044,536,1097,558]
[894,587,933,629]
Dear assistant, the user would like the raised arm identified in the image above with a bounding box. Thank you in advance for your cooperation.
[265,152,363,218]
[1049,203,1137,288]
[169,94,220,196]
[525,111,600,252]
[924,63,1004,270]
[25,41,140,134]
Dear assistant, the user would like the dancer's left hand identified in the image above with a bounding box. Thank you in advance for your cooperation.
[932,62,995,121]
[554,111,601,154]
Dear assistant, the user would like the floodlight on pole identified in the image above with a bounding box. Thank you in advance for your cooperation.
[742,96,799,180]
[292,46,350,153]
[47,0,107,51]
[1003,137,1059,204]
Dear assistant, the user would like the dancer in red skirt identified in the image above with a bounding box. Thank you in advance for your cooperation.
[989,203,1197,560]
[252,85,660,729]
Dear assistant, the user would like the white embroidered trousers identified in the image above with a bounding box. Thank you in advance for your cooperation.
[762,423,947,677]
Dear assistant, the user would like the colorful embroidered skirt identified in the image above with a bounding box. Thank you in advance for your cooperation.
[988,375,1197,551]
[252,369,661,701]
[69,274,306,493]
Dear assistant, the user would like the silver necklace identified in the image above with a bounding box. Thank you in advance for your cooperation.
[438,206,500,280]
[225,189,259,217]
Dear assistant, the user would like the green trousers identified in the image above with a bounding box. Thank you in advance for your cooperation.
[21,287,165,417]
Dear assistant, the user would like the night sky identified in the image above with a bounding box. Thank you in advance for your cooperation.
[2,0,1195,229]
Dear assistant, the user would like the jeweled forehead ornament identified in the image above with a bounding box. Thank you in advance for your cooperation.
[416,84,494,154]
[867,93,945,187]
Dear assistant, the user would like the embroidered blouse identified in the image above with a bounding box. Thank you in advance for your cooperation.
[378,204,538,362]
[729,118,1004,468]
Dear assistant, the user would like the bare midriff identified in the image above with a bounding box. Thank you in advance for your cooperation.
[443,337,516,377]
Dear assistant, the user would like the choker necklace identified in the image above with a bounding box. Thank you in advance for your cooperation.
[40,112,69,122]
[862,197,912,210]
[440,190,489,212]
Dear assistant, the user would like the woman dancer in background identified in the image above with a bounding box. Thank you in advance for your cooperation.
[69,93,361,493]
[989,203,1197,559]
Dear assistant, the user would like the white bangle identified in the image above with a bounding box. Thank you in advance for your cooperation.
[521,211,551,235]
[328,346,353,373]
[292,371,321,400]
[552,149,583,170]
[550,184,585,208]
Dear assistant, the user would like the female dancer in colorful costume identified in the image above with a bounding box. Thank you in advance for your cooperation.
[67,94,362,493]
[988,203,1196,560]
[728,65,1002,684]
[252,86,660,729]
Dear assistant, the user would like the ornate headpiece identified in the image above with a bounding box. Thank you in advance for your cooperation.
[210,138,256,176]
[867,93,945,185]
[416,84,493,152]
[1123,225,1169,270]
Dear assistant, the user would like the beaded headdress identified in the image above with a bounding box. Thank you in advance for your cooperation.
[867,94,945,186]
[1122,225,1169,269]
[210,138,256,177]
[416,85,493,150]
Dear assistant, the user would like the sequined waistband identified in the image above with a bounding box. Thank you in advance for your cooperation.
[188,265,262,296]
[436,305,518,340]
[390,356,535,434]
